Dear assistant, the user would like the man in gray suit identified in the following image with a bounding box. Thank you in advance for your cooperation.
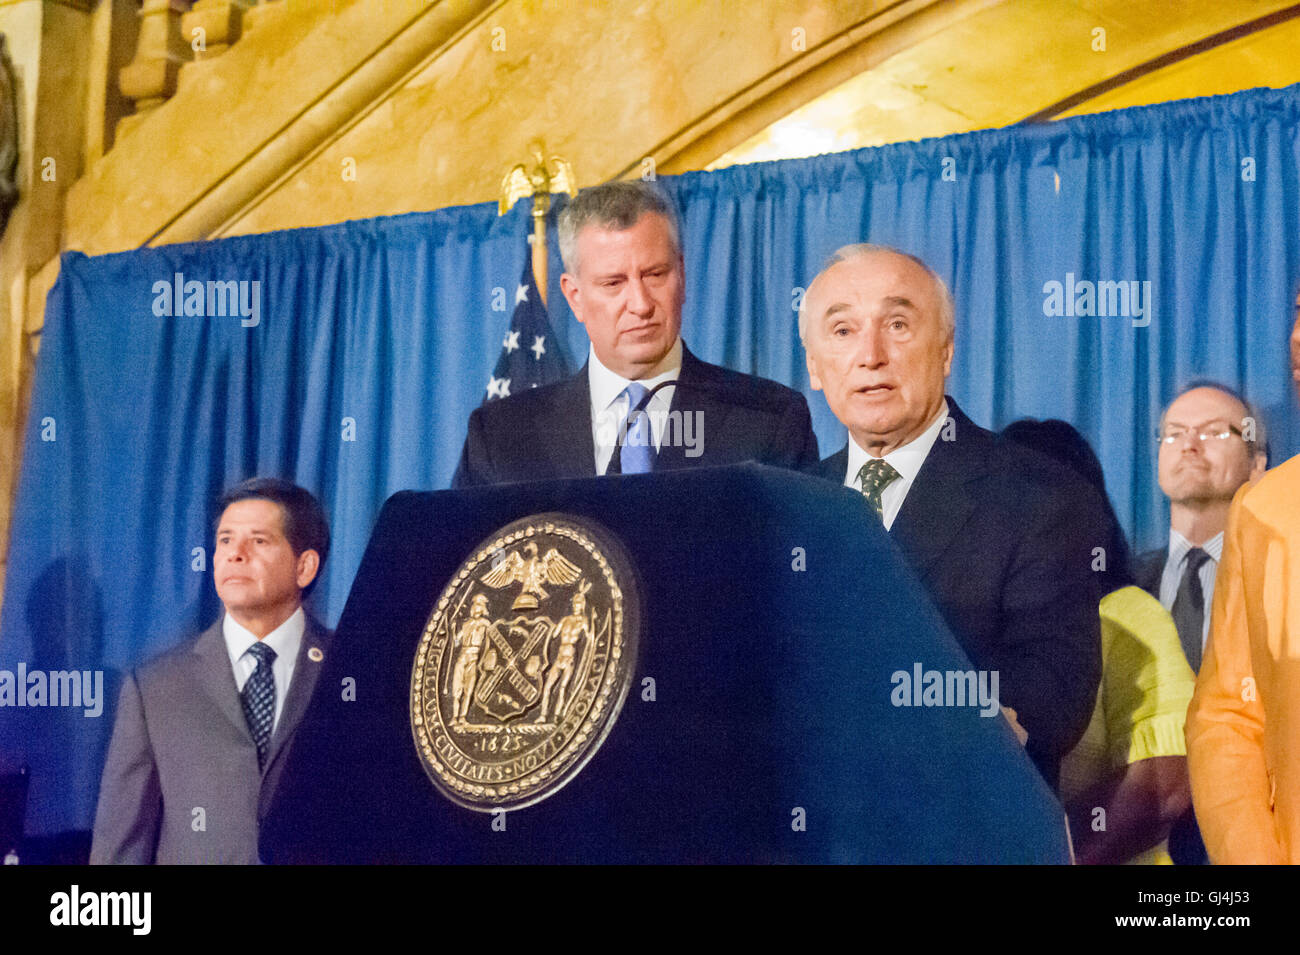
[90,478,331,864]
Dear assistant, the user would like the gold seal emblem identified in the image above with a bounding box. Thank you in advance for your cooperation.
[410,514,639,811]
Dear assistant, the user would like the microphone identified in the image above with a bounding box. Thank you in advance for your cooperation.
[605,379,679,475]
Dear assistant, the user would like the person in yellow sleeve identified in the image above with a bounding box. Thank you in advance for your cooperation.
[1003,419,1196,865]
[1185,296,1300,864]
[1062,587,1196,864]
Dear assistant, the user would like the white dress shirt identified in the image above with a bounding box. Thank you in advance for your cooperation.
[223,606,304,732]
[588,337,684,475]
[842,401,950,531]
[1157,528,1223,650]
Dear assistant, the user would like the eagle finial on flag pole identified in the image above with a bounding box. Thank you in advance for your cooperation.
[499,141,575,306]
[486,143,575,405]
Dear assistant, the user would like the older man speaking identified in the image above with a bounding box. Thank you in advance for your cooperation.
[800,244,1107,788]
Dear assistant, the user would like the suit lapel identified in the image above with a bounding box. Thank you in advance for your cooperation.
[541,367,597,478]
[820,422,981,579]
[889,401,987,578]
[191,617,253,745]
[265,618,330,775]
[657,345,729,471]
[818,446,849,484]
[1134,548,1166,598]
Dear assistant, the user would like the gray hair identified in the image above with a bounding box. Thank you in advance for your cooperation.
[557,180,682,275]
[1159,380,1270,466]
[797,243,956,345]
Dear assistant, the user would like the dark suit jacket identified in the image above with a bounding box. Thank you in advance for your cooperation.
[89,614,331,864]
[452,343,820,487]
[816,400,1106,787]
[1134,547,1165,599]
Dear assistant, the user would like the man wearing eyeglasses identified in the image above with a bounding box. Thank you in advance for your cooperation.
[1137,385,1268,671]
[1136,384,1267,865]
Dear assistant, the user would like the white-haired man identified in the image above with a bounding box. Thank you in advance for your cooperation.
[800,244,1108,788]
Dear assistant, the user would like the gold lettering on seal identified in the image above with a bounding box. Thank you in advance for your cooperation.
[410,516,637,810]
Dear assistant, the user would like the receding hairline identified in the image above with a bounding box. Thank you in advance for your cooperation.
[818,245,940,294]
[1162,385,1250,423]
[1159,381,1270,464]
[568,210,679,269]
[557,180,682,275]
[800,244,955,342]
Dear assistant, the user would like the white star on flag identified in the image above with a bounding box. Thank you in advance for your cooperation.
[482,243,570,404]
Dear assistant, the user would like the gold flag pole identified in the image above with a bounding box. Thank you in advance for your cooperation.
[499,141,575,306]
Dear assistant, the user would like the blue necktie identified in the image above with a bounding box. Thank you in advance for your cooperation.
[240,642,277,771]
[620,381,654,474]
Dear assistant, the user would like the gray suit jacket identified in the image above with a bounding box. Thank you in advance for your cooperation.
[89,614,330,864]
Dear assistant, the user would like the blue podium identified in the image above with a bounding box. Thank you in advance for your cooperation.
[262,464,1070,863]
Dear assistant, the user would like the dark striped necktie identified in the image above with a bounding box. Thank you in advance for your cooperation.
[240,641,277,771]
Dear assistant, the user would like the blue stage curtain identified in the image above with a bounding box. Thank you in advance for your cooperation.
[3,84,1299,834]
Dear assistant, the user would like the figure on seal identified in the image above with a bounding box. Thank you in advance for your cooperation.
[451,594,494,722]
[539,582,592,723]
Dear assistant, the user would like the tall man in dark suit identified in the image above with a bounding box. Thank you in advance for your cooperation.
[90,478,331,864]
[800,244,1105,787]
[1134,383,1267,863]
[452,180,819,486]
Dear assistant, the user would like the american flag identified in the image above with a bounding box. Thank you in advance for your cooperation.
[484,243,571,402]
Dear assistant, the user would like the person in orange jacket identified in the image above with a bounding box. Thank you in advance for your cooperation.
[1185,294,1300,863]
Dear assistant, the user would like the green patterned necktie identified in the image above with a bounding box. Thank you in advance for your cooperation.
[856,459,900,521]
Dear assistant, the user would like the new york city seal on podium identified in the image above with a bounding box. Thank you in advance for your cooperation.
[411,514,640,811]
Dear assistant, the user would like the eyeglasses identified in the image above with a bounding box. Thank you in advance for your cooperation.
[1157,423,1247,446]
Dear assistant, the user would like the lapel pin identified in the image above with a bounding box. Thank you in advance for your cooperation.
[308,646,324,663]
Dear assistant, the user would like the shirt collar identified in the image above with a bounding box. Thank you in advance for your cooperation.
[1168,527,1224,565]
[588,337,683,414]
[223,606,306,670]
[844,400,950,488]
